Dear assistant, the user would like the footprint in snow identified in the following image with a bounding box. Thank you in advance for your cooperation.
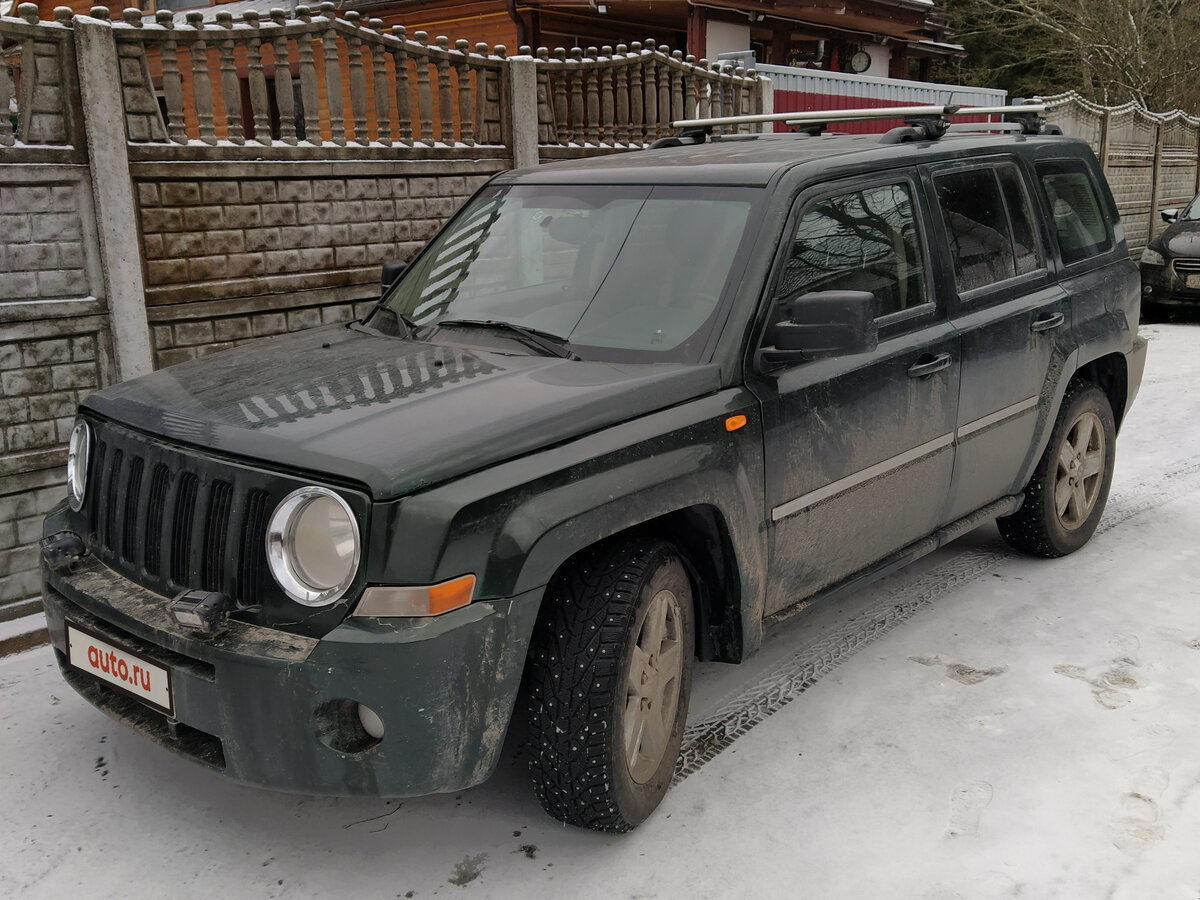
[909,656,1008,685]
[945,780,993,839]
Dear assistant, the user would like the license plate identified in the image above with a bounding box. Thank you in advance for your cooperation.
[1186,274,1200,289]
[66,622,173,716]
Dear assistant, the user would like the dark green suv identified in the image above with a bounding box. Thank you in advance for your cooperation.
[41,112,1147,832]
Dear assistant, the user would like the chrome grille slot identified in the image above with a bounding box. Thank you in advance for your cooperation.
[1172,258,1200,274]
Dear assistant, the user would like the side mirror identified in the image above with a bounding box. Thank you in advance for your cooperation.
[757,290,879,371]
[1160,209,1179,224]
[381,260,407,293]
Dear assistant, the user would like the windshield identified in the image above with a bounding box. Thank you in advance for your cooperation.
[1184,194,1200,221]
[378,184,759,363]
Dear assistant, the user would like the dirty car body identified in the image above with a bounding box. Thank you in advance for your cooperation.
[42,126,1146,830]
[1140,192,1200,309]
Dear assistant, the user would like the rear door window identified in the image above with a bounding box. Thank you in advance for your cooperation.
[1036,162,1113,265]
[934,165,1044,294]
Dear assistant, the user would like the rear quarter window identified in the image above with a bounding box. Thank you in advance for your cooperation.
[1036,161,1113,265]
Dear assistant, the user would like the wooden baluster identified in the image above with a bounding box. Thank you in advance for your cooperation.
[435,36,453,143]
[155,10,187,144]
[628,43,643,144]
[343,10,366,144]
[215,11,244,144]
[670,50,683,126]
[295,6,320,143]
[599,46,614,145]
[656,45,670,137]
[241,11,271,145]
[642,41,657,143]
[475,43,491,144]
[569,48,585,144]
[697,59,711,120]
[186,12,218,145]
[391,26,412,145]
[493,44,507,145]
[585,48,599,144]
[455,39,473,146]
[613,45,628,144]
[370,20,391,145]
[320,3,345,145]
[414,32,433,144]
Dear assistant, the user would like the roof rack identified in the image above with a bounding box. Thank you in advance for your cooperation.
[671,103,1053,141]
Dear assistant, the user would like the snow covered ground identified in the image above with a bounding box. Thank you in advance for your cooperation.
[3,321,1199,900]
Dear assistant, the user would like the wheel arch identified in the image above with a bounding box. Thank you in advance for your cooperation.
[535,504,751,665]
[1072,352,1129,432]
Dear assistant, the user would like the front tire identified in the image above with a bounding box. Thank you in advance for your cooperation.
[525,537,695,832]
[998,381,1116,557]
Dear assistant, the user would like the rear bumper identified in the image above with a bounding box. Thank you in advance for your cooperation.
[41,552,542,797]
[1124,335,1149,420]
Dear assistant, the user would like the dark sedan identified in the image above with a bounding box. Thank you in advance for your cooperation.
[1141,193,1200,308]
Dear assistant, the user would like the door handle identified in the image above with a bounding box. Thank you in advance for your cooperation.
[907,352,952,378]
[1031,312,1065,333]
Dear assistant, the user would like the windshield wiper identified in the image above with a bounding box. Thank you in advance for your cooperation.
[435,319,581,360]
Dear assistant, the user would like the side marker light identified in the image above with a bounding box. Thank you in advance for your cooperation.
[725,415,748,432]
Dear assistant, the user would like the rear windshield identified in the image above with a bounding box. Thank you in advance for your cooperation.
[380,184,761,363]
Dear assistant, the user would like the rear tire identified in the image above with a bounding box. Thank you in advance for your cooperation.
[524,537,695,832]
[998,381,1116,557]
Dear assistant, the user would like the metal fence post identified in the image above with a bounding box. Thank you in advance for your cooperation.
[1147,117,1166,243]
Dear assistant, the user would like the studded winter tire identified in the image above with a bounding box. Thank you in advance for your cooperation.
[998,381,1116,557]
[524,537,695,832]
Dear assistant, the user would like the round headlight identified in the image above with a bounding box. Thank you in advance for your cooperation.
[266,486,360,606]
[66,419,90,511]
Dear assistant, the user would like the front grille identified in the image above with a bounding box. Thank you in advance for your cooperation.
[1172,258,1200,275]
[85,420,279,605]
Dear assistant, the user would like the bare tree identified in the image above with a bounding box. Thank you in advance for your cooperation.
[940,0,1200,113]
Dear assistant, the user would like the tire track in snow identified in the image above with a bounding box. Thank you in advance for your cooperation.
[673,454,1200,783]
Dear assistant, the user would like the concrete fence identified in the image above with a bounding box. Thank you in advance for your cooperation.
[1043,91,1200,254]
[0,4,766,616]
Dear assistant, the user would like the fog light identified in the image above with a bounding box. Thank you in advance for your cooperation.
[40,530,87,573]
[357,703,385,739]
[168,590,234,634]
[1143,284,1153,294]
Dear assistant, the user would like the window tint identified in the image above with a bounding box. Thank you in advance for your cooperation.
[1037,163,1112,264]
[776,182,928,318]
[936,169,1018,292]
[996,166,1044,276]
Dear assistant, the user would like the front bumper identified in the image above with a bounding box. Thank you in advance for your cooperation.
[42,553,542,797]
[1141,261,1200,306]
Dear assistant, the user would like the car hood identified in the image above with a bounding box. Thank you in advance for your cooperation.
[1156,221,1200,257]
[84,325,722,498]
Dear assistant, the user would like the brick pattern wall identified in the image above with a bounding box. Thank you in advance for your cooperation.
[134,160,505,309]
[132,159,506,368]
[0,182,89,302]
[1,165,113,615]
